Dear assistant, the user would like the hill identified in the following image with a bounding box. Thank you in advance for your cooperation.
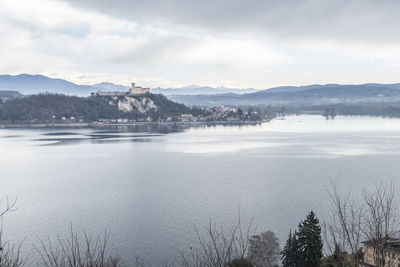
[0,93,200,122]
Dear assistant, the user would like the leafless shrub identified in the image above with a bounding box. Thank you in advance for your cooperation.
[324,181,363,266]
[248,231,280,267]
[130,256,176,267]
[0,236,24,267]
[180,212,255,267]
[37,226,119,267]
[179,247,206,267]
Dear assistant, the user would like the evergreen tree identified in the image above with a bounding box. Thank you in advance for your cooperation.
[281,230,299,267]
[296,211,323,267]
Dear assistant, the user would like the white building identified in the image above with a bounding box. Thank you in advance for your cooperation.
[97,82,150,96]
[129,82,150,95]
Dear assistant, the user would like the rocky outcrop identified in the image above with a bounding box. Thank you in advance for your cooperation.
[109,96,158,113]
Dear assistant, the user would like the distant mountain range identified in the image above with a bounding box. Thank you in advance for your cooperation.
[2,74,400,106]
[93,82,130,92]
[151,85,257,95]
[0,74,256,96]
[168,83,400,106]
[0,74,95,96]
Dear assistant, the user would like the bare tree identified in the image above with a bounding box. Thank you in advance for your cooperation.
[324,181,363,267]
[0,197,17,218]
[180,212,255,267]
[326,181,400,267]
[0,197,23,267]
[248,231,279,267]
[179,248,206,267]
[37,226,119,267]
[361,182,400,267]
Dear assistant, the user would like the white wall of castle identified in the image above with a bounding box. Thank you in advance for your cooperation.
[129,87,150,95]
[97,91,127,96]
[98,82,150,96]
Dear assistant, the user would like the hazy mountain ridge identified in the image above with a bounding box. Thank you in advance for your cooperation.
[0,74,257,96]
[3,74,400,106]
[0,74,95,96]
[169,83,400,106]
[151,85,257,95]
[93,82,130,92]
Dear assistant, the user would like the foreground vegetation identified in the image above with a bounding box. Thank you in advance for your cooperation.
[1,182,398,266]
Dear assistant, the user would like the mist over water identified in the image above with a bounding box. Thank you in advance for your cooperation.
[1,115,400,264]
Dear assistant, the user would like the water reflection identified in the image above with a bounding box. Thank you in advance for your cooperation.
[2,116,400,156]
[2,115,400,264]
[35,133,161,146]
[43,132,79,136]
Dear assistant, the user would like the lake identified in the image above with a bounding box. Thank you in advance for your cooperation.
[1,115,400,264]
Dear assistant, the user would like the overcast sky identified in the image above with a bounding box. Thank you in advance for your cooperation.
[1,0,400,89]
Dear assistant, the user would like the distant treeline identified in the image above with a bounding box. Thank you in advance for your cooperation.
[0,90,23,103]
[0,93,204,122]
[262,103,400,118]
[311,103,400,117]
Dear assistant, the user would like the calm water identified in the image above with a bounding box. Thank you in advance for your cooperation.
[1,115,400,264]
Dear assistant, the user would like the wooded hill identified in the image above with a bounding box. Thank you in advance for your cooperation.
[0,93,204,122]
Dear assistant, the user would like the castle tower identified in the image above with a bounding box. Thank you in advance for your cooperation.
[130,82,136,94]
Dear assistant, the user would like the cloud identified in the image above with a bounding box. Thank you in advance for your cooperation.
[108,34,201,65]
[2,0,400,89]
[51,23,92,39]
[60,0,400,43]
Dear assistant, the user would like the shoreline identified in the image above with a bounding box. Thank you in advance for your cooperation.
[0,120,267,129]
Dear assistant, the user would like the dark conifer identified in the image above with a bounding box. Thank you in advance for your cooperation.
[282,230,299,267]
[296,211,323,267]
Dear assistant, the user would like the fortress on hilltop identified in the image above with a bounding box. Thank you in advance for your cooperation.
[97,82,150,96]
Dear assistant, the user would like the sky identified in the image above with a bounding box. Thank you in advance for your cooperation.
[1,0,400,89]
